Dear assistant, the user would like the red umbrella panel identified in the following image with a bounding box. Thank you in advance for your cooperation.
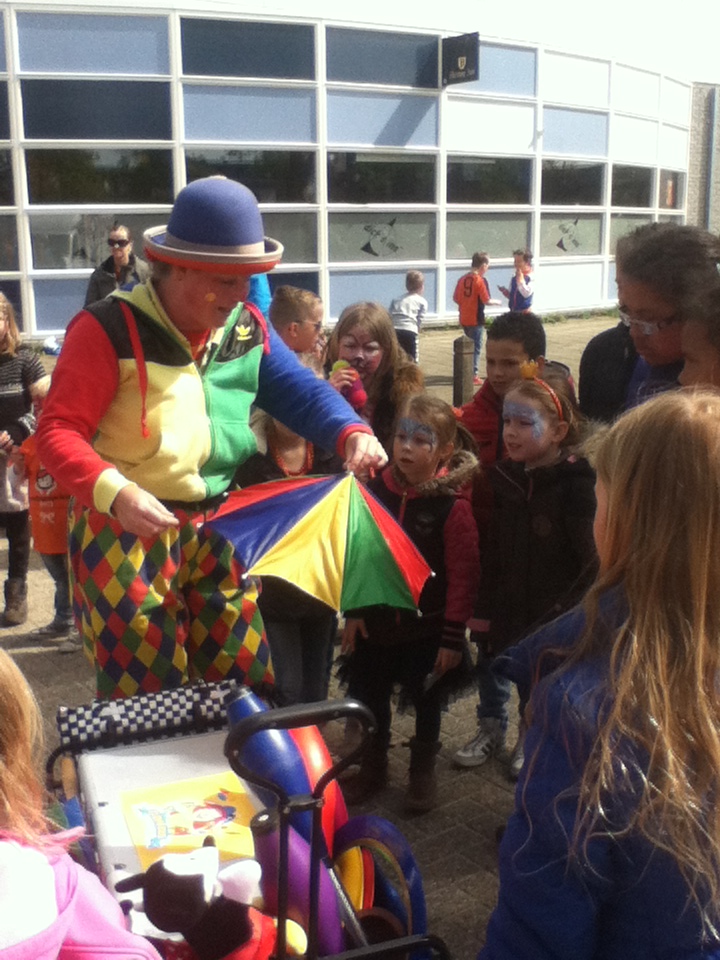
[204,474,432,613]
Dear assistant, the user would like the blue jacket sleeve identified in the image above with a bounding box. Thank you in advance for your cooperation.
[479,714,612,960]
[255,325,370,456]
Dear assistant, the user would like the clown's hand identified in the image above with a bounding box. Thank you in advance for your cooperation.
[111,483,180,537]
[343,431,387,478]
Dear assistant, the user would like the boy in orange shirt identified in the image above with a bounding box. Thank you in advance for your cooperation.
[19,411,78,652]
[453,252,500,384]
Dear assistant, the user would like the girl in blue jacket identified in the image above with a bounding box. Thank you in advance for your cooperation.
[481,389,720,960]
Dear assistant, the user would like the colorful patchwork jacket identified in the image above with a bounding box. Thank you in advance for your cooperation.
[37,283,369,514]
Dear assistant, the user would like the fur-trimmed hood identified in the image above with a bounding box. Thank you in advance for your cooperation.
[385,447,478,499]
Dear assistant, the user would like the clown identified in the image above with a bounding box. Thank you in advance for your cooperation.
[37,176,386,699]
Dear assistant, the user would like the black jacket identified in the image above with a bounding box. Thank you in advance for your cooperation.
[84,253,150,307]
[579,321,637,423]
[477,453,597,653]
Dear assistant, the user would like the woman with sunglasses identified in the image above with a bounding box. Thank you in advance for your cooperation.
[83,223,150,307]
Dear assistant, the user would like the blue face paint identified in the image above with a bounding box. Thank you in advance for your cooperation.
[503,400,546,440]
[395,417,437,448]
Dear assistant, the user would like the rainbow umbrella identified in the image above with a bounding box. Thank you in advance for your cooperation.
[205,474,432,612]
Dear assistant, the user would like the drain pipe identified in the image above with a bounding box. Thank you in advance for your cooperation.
[706,85,718,231]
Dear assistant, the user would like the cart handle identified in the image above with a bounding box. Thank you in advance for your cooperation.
[224,697,375,805]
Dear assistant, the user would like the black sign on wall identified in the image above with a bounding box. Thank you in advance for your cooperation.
[441,32,479,87]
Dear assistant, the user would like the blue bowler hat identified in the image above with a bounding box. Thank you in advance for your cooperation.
[143,176,283,275]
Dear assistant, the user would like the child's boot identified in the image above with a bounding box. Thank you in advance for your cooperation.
[3,578,27,626]
[341,735,389,805]
[404,738,441,813]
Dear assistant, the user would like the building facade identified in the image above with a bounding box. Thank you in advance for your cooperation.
[0,3,692,332]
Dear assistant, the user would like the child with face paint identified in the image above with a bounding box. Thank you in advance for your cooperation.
[457,372,597,781]
[341,393,480,812]
[326,302,424,452]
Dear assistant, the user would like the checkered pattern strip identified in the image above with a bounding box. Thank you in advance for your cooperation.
[69,502,273,699]
[56,679,240,754]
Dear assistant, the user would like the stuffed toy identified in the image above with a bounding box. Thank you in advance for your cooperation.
[114,838,306,960]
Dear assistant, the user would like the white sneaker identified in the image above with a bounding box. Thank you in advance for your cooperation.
[454,718,505,768]
[509,736,525,781]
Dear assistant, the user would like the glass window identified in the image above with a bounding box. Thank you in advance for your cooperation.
[0,151,13,205]
[610,214,652,254]
[542,108,608,157]
[269,272,319,297]
[181,18,314,80]
[445,100,536,155]
[447,157,531,204]
[328,153,435,204]
[541,161,604,205]
[327,91,437,148]
[22,80,171,140]
[0,217,18,270]
[261,212,317,263]
[468,43,536,97]
[543,53,609,109]
[29,212,168,270]
[659,169,685,210]
[0,83,8,140]
[329,212,434,262]
[183,86,316,144]
[539,214,603,256]
[446,212,530,260]
[329,270,436,320]
[33,279,89,332]
[326,28,437,88]
[26,150,173,205]
[611,165,653,207]
[186,150,315,203]
[17,14,168,75]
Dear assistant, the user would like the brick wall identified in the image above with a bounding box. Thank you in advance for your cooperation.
[688,83,720,232]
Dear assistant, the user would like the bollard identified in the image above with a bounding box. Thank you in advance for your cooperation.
[453,334,475,406]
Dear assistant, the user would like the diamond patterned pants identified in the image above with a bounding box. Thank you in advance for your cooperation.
[69,502,273,700]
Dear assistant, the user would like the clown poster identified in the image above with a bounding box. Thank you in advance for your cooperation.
[121,772,257,871]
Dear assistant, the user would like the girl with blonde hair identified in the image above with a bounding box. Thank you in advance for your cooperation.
[0,648,161,957]
[326,301,423,451]
[480,389,720,960]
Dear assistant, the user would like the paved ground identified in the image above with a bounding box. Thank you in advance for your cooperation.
[3,314,615,960]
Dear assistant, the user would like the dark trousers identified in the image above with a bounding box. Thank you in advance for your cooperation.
[0,510,31,580]
[395,329,418,362]
[349,636,442,745]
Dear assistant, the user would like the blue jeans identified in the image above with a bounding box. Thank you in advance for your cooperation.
[264,612,337,706]
[41,551,73,625]
[475,652,512,732]
[462,324,484,377]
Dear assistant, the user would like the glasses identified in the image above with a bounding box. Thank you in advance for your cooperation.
[618,306,679,337]
[339,338,381,357]
[108,238,130,249]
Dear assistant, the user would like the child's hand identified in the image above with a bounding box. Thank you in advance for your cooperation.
[0,430,13,452]
[328,362,358,394]
[341,617,367,655]
[498,286,510,299]
[433,647,462,677]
